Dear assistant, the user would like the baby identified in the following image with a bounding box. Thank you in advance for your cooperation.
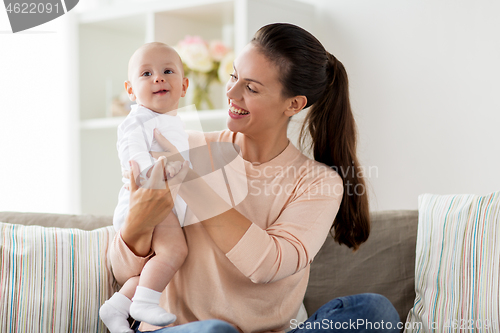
[99,42,190,333]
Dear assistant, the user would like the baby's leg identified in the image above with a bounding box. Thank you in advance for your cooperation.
[99,276,139,333]
[139,212,187,290]
[119,276,140,299]
[130,213,187,326]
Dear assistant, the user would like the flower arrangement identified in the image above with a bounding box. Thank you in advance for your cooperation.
[175,36,234,110]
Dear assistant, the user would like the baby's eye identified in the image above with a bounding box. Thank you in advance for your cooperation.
[142,71,151,77]
[164,69,173,74]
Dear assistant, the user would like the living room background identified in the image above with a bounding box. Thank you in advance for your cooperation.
[1,0,499,215]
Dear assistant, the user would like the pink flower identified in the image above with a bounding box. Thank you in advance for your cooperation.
[177,35,206,47]
[209,40,230,62]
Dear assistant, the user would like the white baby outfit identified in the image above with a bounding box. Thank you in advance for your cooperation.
[113,104,190,231]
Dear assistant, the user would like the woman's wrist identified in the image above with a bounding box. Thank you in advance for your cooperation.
[120,223,155,257]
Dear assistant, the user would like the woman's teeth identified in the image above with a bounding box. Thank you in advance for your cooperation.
[230,105,249,115]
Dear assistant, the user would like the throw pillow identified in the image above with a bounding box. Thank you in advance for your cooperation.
[0,222,117,332]
[405,192,500,332]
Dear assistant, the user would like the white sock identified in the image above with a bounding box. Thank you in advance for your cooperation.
[130,286,176,326]
[99,292,134,333]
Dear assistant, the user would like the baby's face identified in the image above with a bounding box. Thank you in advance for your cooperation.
[126,45,188,114]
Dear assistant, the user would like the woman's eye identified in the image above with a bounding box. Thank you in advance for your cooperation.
[164,69,173,74]
[142,72,151,77]
[229,73,237,80]
[247,85,257,93]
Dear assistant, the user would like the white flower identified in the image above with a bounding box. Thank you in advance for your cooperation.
[218,51,235,83]
[175,36,214,73]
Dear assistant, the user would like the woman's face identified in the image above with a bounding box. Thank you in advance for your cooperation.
[225,43,291,137]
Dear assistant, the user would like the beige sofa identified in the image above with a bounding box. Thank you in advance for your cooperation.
[0,210,418,329]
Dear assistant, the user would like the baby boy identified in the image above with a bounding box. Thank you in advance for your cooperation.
[99,42,190,333]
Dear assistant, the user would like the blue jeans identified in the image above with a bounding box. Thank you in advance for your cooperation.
[133,319,238,333]
[134,293,400,333]
[289,293,401,332]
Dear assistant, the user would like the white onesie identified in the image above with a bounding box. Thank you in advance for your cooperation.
[113,104,190,231]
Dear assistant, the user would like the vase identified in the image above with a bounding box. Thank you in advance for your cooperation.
[190,73,213,111]
[188,71,218,111]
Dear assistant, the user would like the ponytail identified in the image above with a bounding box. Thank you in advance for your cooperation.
[299,53,369,249]
[252,23,370,250]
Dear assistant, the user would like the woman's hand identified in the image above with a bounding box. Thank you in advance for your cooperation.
[121,156,189,256]
[150,129,185,163]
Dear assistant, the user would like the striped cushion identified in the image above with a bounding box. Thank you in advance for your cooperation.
[0,222,117,332]
[405,192,500,332]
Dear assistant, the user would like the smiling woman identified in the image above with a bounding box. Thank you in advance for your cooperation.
[226,43,298,146]
[109,23,400,333]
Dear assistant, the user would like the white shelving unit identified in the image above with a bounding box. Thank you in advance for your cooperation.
[78,0,315,214]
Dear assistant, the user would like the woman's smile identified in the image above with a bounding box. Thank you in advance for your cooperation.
[228,102,250,119]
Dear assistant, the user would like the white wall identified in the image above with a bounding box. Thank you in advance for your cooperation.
[1,1,499,214]
[301,0,500,211]
[0,13,79,214]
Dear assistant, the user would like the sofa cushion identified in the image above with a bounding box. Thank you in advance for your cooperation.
[404,192,500,332]
[304,210,418,321]
[0,221,117,332]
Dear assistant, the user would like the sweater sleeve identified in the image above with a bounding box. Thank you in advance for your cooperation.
[226,171,343,284]
[108,231,154,285]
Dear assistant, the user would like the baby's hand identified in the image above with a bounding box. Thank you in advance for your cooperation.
[124,160,185,190]
[165,160,184,179]
[145,159,184,180]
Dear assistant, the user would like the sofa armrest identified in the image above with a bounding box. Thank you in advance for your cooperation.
[0,211,112,230]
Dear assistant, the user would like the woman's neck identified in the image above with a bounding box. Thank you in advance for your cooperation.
[234,130,290,164]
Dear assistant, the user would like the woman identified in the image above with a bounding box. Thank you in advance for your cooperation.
[110,23,400,333]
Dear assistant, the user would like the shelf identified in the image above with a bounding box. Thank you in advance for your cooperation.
[78,0,233,25]
[80,109,228,130]
[76,0,315,215]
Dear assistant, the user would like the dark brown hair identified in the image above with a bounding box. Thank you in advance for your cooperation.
[252,23,369,249]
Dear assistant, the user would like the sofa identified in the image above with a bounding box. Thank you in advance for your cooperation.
[0,209,418,332]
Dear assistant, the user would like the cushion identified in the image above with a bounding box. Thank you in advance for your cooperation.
[0,222,117,332]
[404,192,500,332]
[304,210,418,321]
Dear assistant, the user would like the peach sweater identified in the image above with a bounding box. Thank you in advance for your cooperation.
[109,130,343,333]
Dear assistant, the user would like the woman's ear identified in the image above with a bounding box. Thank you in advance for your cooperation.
[124,81,136,101]
[284,95,307,117]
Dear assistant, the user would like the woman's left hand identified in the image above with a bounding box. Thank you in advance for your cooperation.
[150,129,185,163]
[121,156,188,256]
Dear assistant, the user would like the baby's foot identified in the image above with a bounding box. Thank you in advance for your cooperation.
[130,301,176,327]
[99,302,133,333]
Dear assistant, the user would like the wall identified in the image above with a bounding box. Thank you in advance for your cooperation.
[301,0,500,210]
[0,13,79,214]
[1,1,499,214]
